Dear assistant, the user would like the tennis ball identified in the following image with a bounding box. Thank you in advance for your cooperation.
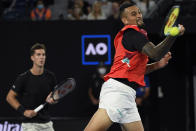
[169,27,180,36]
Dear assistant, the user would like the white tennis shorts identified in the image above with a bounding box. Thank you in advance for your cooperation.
[21,121,54,131]
[99,78,141,123]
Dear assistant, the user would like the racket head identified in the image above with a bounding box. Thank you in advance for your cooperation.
[52,78,76,101]
[162,5,180,36]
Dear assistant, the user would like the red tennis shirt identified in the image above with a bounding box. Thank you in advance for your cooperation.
[104,25,149,86]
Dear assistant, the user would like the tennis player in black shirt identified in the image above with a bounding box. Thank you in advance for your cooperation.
[6,43,57,131]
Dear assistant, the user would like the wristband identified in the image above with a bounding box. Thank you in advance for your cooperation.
[17,105,25,115]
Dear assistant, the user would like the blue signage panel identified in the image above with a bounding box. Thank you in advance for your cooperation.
[81,35,111,65]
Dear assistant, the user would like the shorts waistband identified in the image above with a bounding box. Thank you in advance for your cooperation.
[112,78,139,91]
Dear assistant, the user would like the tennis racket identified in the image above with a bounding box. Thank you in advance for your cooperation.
[162,5,180,36]
[34,78,76,113]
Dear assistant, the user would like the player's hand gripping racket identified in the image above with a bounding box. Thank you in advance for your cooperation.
[34,78,76,113]
[162,5,180,36]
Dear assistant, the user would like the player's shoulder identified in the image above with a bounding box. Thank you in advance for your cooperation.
[124,28,136,32]
[124,28,142,37]
[18,70,30,78]
[14,70,31,82]
[125,28,142,34]
[44,69,56,77]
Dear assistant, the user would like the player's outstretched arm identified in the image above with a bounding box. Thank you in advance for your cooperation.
[146,52,172,74]
[142,24,185,61]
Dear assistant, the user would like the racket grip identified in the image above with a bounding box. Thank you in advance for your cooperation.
[34,104,44,113]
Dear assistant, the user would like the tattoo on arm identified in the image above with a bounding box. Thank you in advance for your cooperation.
[142,36,176,61]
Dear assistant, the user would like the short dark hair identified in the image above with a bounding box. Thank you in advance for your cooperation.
[30,43,46,56]
[119,1,136,18]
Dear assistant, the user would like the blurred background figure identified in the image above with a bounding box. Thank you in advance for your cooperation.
[67,0,91,19]
[2,0,28,20]
[107,1,119,20]
[87,1,106,20]
[99,0,112,18]
[85,0,97,5]
[49,0,68,20]
[119,0,134,4]
[135,0,156,17]
[67,2,87,20]
[136,75,151,131]
[88,62,107,115]
[75,0,91,16]
[30,0,52,21]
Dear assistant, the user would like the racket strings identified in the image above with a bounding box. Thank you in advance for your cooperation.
[164,6,180,36]
[52,79,76,101]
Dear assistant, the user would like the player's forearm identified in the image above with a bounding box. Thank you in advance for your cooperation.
[146,62,160,74]
[142,36,176,61]
[7,91,26,115]
[154,36,176,60]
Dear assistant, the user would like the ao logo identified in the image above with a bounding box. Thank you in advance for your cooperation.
[82,35,111,65]
[85,42,107,55]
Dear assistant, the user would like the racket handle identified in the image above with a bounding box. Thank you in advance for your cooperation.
[34,104,44,113]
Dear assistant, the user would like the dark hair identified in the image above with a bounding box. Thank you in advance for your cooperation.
[119,1,136,18]
[30,43,46,56]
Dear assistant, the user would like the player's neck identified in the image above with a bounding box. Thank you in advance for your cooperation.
[30,65,44,75]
